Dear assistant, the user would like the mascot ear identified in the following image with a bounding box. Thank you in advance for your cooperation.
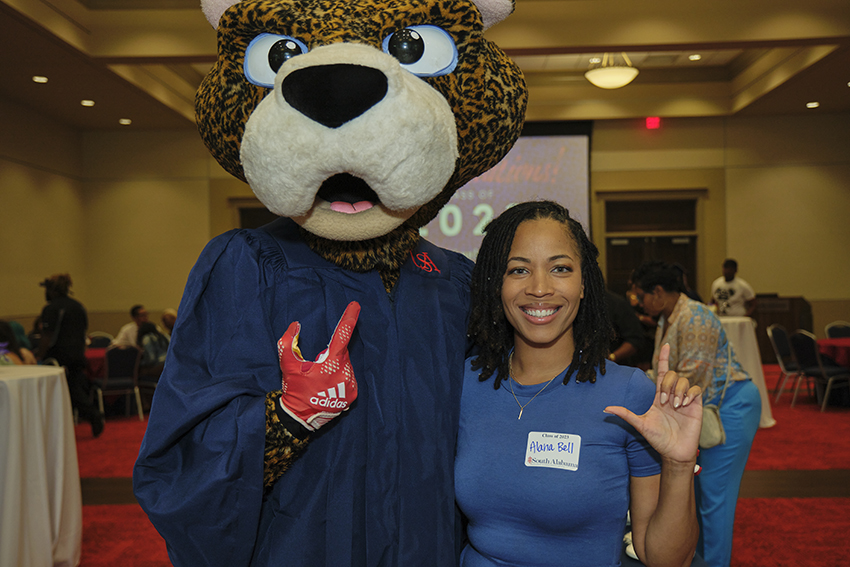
[473,0,516,30]
[201,0,240,28]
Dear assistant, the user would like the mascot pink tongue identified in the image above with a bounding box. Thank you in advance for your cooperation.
[330,201,374,214]
[133,0,527,565]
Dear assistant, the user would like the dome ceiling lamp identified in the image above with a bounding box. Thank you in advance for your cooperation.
[584,52,639,89]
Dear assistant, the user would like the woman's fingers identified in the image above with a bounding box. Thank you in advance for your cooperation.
[657,343,670,384]
[658,374,701,408]
[682,385,702,407]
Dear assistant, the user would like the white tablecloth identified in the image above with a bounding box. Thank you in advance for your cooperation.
[720,316,777,428]
[0,365,82,567]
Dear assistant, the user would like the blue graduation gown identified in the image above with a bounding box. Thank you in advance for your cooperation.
[134,218,472,567]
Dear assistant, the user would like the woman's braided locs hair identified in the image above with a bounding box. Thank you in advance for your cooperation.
[467,200,613,388]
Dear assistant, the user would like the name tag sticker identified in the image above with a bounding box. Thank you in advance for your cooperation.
[525,431,581,471]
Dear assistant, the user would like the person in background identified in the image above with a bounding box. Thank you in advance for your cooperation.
[631,260,761,567]
[137,321,170,379]
[9,320,34,351]
[605,289,650,367]
[709,259,755,317]
[457,201,702,567]
[0,320,37,365]
[160,308,177,338]
[671,263,703,303]
[113,304,149,347]
[38,274,104,438]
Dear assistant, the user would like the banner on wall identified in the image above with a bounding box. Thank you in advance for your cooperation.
[421,132,590,261]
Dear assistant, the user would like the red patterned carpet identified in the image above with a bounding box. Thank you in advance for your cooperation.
[747,365,850,470]
[83,505,170,566]
[733,498,850,566]
[76,415,148,478]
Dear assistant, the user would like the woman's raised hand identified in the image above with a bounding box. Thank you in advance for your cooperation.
[605,344,702,464]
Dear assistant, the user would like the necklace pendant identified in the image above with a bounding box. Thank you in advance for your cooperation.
[518,408,523,420]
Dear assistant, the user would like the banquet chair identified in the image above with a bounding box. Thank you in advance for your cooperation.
[94,346,144,420]
[789,330,850,412]
[87,331,114,348]
[767,324,802,403]
[825,321,850,338]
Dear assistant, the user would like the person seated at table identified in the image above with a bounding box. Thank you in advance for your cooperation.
[0,320,37,365]
[10,320,34,351]
[113,304,149,347]
[630,260,761,567]
[137,322,169,379]
[160,308,177,338]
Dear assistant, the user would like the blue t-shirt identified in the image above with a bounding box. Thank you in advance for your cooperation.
[455,359,660,567]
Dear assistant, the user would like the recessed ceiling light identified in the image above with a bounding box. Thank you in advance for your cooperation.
[688,54,702,61]
[32,76,48,83]
[589,57,602,64]
[119,118,132,126]
[81,100,95,107]
[806,101,820,109]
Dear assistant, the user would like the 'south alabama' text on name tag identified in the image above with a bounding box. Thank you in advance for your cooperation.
[524,431,581,471]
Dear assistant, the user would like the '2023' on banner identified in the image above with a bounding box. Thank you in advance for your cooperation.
[420,135,589,261]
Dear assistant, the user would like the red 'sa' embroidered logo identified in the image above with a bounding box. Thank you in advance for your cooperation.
[410,251,441,273]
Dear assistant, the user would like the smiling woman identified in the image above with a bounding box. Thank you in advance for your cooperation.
[457,201,703,567]
[500,217,585,379]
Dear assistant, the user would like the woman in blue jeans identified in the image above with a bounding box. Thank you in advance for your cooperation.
[631,261,762,567]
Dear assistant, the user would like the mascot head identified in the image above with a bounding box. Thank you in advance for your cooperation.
[197,0,527,286]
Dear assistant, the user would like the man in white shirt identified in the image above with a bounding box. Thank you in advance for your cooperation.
[710,259,756,317]
[112,304,149,347]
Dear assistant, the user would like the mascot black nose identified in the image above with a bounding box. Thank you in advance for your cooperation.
[282,64,388,128]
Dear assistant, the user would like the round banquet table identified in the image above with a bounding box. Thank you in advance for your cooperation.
[719,316,777,428]
[85,347,107,380]
[0,365,82,567]
[818,337,850,368]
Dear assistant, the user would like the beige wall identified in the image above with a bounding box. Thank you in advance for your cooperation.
[724,113,850,302]
[0,98,87,317]
[80,130,213,314]
[0,97,212,335]
[590,112,850,336]
[2,94,848,338]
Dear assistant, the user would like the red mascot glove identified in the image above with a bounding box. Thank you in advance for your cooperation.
[277,302,360,432]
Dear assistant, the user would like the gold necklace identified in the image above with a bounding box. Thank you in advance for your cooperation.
[507,353,559,420]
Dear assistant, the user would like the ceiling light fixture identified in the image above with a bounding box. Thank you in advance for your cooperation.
[81,100,95,107]
[688,54,702,61]
[32,76,48,83]
[119,119,132,125]
[585,52,639,89]
[806,101,820,109]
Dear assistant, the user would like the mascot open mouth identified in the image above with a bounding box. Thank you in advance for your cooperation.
[318,173,378,214]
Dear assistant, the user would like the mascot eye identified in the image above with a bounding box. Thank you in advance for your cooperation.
[382,26,458,77]
[244,33,309,88]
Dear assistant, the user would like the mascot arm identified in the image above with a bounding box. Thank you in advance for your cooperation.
[134,230,334,561]
[264,301,360,489]
[263,390,311,490]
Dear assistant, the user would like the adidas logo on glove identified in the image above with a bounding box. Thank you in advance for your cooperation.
[310,382,349,409]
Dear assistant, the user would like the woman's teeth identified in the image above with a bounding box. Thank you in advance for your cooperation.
[523,307,558,318]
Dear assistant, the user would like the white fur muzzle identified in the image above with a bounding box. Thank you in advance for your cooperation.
[240,43,458,223]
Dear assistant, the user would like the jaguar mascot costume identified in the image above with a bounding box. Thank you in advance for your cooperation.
[134,0,527,564]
